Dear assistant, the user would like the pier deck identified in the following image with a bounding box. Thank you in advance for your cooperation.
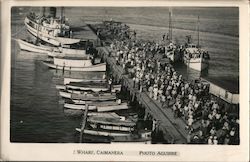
[71,23,99,43]
[98,47,190,144]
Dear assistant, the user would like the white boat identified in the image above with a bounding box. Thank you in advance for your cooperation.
[16,39,87,56]
[55,84,109,92]
[88,113,136,127]
[75,128,131,137]
[182,16,210,71]
[183,44,209,71]
[24,11,80,46]
[165,43,181,62]
[75,128,152,143]
[64,103,97,110]
[65,102,128,112]
[89,123,134,132]
[43,61,106,72]
[53,56,93,67]
[59,90,116,101]
[15,39,53,53]
[65,81,109,91]
[64,77,106,85]
[71,99,119,105]
[47,50,86,57]
[111,131,152,144]
[58,47,86,55]
[97,103,129,112]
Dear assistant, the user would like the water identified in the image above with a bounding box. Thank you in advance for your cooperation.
[10,7,239,143]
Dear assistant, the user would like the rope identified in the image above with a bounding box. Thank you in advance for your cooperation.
[11,25,26,37]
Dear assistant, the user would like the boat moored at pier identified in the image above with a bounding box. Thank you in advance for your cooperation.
[24,7,81,45]
[59,90,116,101]
[183,44,209,71]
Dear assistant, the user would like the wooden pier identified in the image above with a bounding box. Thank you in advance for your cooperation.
[97,46,190,144]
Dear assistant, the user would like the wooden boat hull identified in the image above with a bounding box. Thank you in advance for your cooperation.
[53,57,92,67]
[71,99,118,105]
[75,128,131,137]
[183,57,208,71]
[55,85,108,92]
[65,102,128,112]
[97,103,129,112]
[64,77,106,85]
[75,128,152,143]
[47,51,87,58]
[43,61,106,72]
[16,39,53,53]
[58,47,86,55]
[59,91,116,101]
[24,17,80,46]
[88,114,135,127]
[111,137,151,144]
[89,123,134,132]
[64,103,97,110]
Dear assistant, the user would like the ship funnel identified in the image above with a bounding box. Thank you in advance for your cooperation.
[49,7,57,18]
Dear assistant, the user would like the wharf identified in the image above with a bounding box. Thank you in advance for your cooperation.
[71,23,100,46]
[97,47,190,144]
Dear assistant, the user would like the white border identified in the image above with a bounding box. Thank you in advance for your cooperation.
[1,0,249,161]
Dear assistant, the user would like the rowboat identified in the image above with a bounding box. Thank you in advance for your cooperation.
[62,81,109,91]
[59,90,116,101]
[64,103,97,110]
[15,39,54,53]
[75,128,131,137]
[53,56,93,67]
[47,50,87,57]
[43,56,107,72]
[24,10,80,46]
[88,113,135,128]
[63,77,106,85]
[97,103,129,112]
[71,99,120,105]
[15,39,88,57]
[55,85,109,92]
[43,61,106,72]
[111,130,152,144]
[64,102,129,112]
[75,128,152,143]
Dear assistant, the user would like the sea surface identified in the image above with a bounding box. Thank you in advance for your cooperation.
[10,7,239,143]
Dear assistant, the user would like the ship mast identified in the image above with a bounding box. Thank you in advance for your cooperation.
[61,7,64,24]
[197,16,200,47]
[42,7,45,17]
[168,8,172,42]
[59,7,64,36]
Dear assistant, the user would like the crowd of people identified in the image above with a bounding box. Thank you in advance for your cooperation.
[95,20,239,145]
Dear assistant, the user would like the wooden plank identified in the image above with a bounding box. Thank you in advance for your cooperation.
[79,104,89,143]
